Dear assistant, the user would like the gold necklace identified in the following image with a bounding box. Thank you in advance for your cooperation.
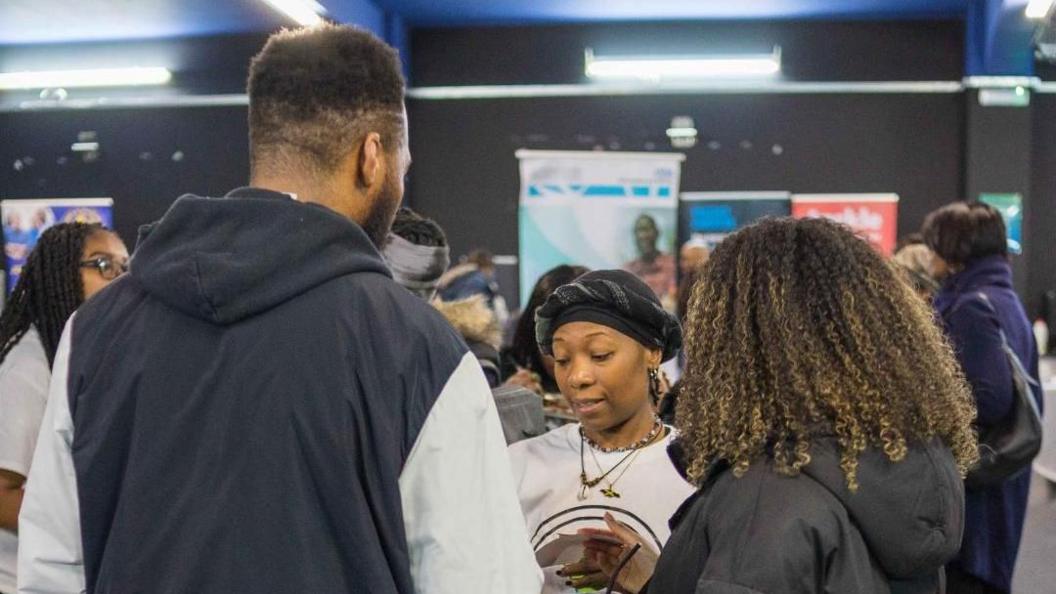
[589,445,645,498]
[578,419,664,500]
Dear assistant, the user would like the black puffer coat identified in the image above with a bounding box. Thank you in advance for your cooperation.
[648,438,964,594]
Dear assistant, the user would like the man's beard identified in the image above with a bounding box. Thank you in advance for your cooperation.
[361,172,402,248]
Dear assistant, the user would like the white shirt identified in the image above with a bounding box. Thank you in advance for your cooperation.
[0,328,50,594]
[508,422,695,594]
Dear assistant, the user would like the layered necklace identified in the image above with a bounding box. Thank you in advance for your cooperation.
[578,416,664,500]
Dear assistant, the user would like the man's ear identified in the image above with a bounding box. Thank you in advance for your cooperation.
[357,132,383,188]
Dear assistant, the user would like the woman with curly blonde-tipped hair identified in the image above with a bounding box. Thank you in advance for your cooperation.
[581,217,978,594]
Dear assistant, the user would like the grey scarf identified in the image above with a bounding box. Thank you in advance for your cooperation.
[381,233,450,300]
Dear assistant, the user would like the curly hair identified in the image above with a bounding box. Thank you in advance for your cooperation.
[390,207,447,247]
[248,23,405,175]
[676,217,978,490]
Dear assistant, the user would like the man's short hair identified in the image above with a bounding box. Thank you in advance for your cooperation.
[922,201,1008,266]
[390,207,447,248]
[247,24,405,175]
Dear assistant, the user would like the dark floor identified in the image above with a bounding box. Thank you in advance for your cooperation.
[1012,358,1056,594]
[1012,473,1056,594]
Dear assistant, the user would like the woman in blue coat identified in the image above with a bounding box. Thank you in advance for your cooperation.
[925,201,1043,594]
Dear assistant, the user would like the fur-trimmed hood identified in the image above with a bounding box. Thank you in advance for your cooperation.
[433,295,501,350]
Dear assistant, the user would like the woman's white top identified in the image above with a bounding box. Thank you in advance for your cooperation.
[0,327,50,593]
[508,422,695,594]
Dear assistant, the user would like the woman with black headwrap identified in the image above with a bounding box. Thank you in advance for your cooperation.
[507,270,693,594]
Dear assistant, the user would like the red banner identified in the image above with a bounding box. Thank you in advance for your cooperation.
[791,194,899,256]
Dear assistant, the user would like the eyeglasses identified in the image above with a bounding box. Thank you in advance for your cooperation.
[80,256,129,281]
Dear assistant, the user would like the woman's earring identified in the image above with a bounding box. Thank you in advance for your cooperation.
[648,368,660,403]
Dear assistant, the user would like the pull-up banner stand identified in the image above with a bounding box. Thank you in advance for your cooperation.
[791,193,899,256]
[678,192,791,251]
[516,150,684,309]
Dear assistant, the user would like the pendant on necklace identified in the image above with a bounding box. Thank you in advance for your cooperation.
[577,484,589,501]
[601,487,621,498]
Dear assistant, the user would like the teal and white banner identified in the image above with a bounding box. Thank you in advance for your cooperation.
[517,150,684,307]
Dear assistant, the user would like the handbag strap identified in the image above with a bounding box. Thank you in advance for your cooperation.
[949,291,1042,404]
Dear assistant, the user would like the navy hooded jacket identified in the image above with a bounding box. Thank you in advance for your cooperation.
[16,188,541,594]
[934,255,1042,592]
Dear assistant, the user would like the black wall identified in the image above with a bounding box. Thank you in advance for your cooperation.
[0,33,267,246]
[3,21,1052,315]
[0,106,249,247]
[411,20,964,86]
[1031,93,1056,318]
[407,92,964,258]
[407,20,968,303]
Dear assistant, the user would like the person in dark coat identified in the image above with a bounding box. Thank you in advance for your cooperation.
[582,217,979,594]
[925,201,1043,594]
[16,25,541,594]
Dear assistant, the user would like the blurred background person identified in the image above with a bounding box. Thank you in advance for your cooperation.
[503,264,590,418]
[438,248,509,325]
[657,237,711,423]
[433,296,503,387]
[925,201,1043,594]
[678,235,710,280]
[0,222,127,594]
[381,207,450,301]
[623,214,676,311]
[585,218,977,594]
[384,206,545,444]
[892,239,940,300]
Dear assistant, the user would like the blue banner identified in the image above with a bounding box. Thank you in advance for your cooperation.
[2,198,114,293]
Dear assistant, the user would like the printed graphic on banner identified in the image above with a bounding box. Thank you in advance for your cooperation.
[2,198,114,293]
[791,194,899,256]
[679,192,791,252]
[517,150,684,309]
[980,193,1023,254]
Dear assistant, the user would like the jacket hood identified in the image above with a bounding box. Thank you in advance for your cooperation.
[130,187,390,325]
[800,438,965,580]
[432,295,501,349]
[437,263,479,290]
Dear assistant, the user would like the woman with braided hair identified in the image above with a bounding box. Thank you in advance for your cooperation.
[0,222,127,594]
[583,217,978,594]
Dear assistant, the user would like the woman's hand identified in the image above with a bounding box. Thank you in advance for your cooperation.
[579,513,659,594]
[557,556,608,590]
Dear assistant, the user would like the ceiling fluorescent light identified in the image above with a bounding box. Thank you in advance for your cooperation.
[665,127,698,138]
[262,0,326,26]
[1026,0,1055,18]
[0,67,172,90]
[586,48,781,81]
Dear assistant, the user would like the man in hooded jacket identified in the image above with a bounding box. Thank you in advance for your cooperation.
[17,25,541,594]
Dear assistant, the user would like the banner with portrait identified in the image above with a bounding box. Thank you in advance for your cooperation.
[2,198,114,293]
[517,150,684,309]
